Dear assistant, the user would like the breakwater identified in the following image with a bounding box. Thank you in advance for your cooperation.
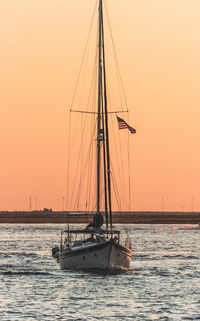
[0,210,200,224]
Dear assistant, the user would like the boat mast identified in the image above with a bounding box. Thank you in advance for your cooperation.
[101,3,113,231]
[97,0,112,231]
[96,0,112,231]
[97,0,102,214]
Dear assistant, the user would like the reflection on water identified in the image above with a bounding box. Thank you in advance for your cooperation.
[0,224,200,320]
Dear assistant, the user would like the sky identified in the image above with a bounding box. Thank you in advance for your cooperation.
[0,0,200,211]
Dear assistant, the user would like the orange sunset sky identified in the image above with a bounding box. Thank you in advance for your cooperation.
[0,0,200,212]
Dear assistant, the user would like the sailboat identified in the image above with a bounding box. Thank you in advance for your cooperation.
[52,0,135,271]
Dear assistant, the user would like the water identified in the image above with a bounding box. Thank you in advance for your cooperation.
[0,224,200,320]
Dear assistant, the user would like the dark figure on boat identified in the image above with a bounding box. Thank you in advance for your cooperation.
[85,232,96,243]
[86,213,104,230]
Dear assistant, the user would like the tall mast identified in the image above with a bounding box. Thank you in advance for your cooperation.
[97,0,111,231]
[101,3,112,231]
[97,0,102,214]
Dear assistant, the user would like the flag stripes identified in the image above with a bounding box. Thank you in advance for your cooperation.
[117,116,136,134]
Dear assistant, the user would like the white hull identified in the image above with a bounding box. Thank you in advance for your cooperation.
[59,240,132,270]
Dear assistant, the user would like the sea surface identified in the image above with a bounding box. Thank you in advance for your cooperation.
[0,224,200,321]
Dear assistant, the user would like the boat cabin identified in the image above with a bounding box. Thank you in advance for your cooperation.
[60,229,120,251]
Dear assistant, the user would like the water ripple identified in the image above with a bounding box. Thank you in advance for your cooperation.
[0,224,200,320]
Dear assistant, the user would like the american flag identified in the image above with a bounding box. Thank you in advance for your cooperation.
[117,116,136,134]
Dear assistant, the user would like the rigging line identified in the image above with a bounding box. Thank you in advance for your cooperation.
[127,113,131,210]
[71,110,98,114]
[70,0,98,109]
[86,30,98,211]
[69,28,98,160]
[66,110,72,211]
[110,113,126,208]
[69,112,91,209]
[103,4,123,110]
[69,77,97,207]
[123,113,133,209]
[105,84,126,208]
[86,52,98,210]
[110,159,122,210]
[91,188,105,213]
[104,1,129,110]
[85,118,96,209]
[77,35,98,210]
[77,121,96,209]
[101,73,109,228]
[70,118,92,209]
[70,110,128,114]
[115,57,124,110]
[81,40,98,177]
[81,77,95,180]
[78,15,98,109]
[72,122,97,210]
[110,167,122,211]
[116,116,128,207]
[76,115,84,210]
[86,126,94,209]
[86,27,98,112]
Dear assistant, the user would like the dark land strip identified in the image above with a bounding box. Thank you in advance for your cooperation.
[0,211,200,224]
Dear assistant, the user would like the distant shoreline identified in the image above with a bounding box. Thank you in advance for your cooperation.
[0,211,200,224]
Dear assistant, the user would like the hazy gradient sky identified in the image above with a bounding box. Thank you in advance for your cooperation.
[1,0,200,211]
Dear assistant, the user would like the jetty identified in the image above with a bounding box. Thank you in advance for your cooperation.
[0,210,200,224]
